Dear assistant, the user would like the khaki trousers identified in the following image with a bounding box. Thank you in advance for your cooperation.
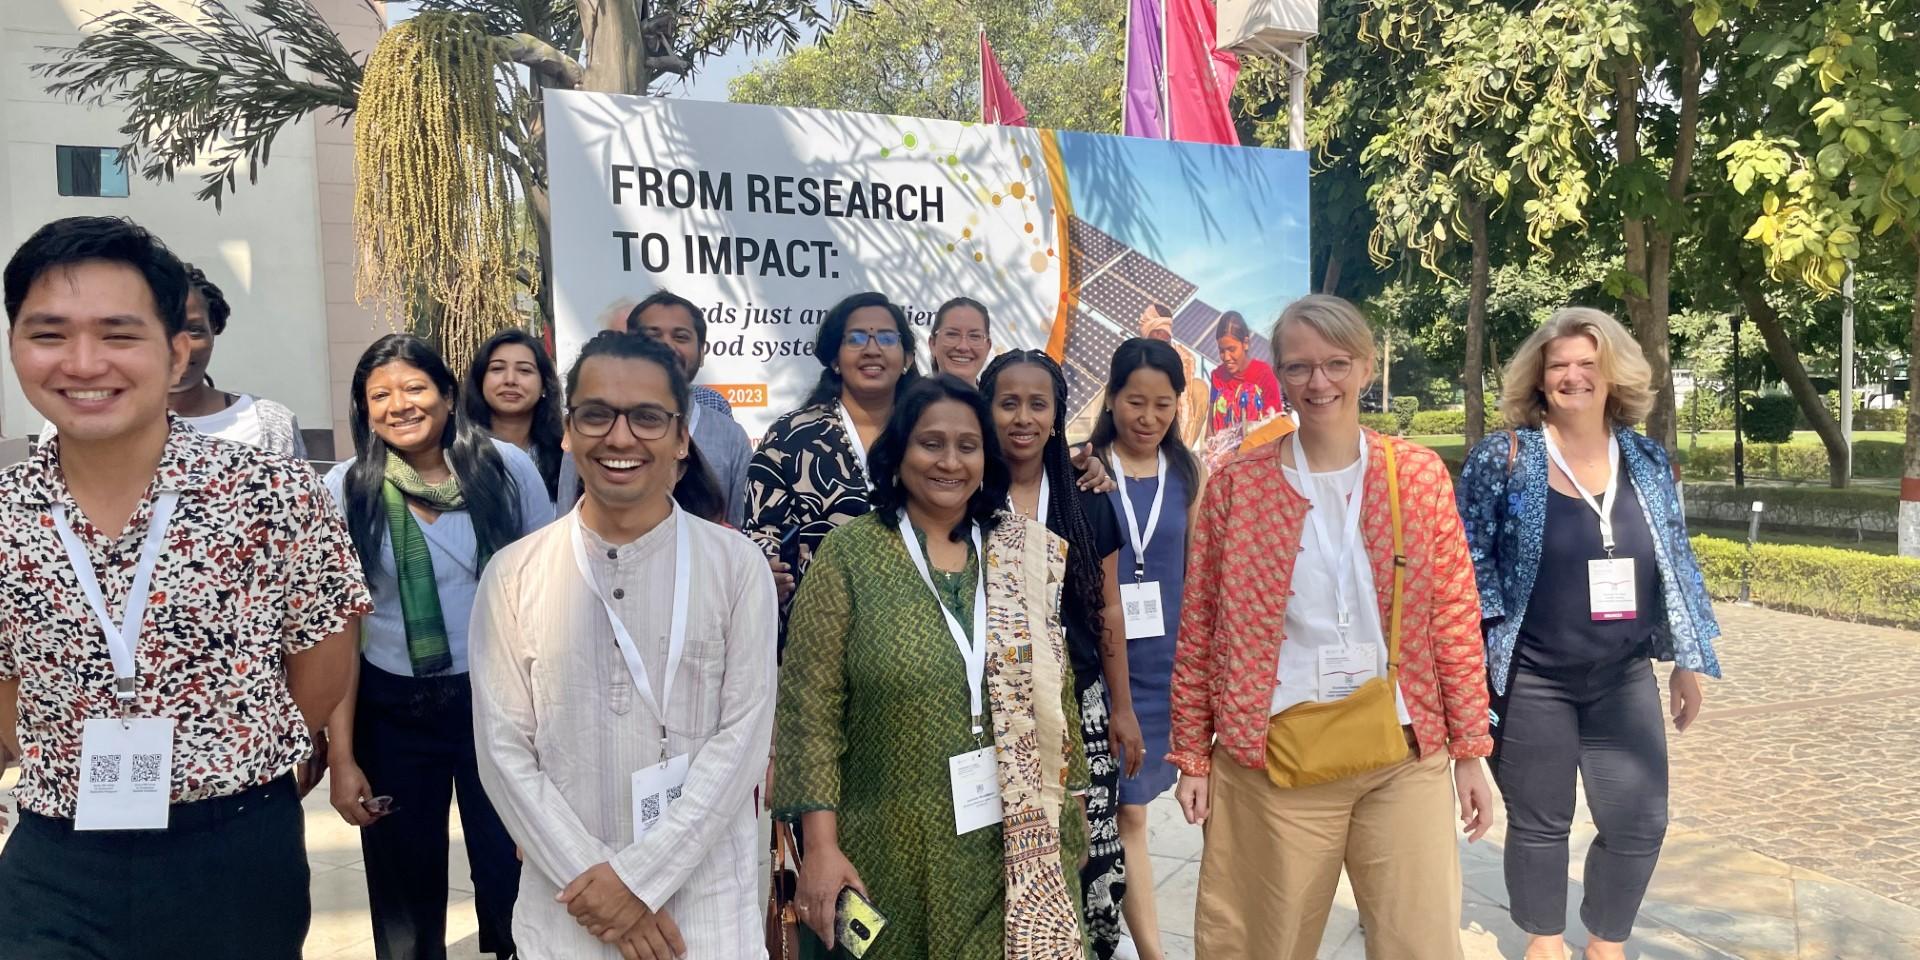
[1193,747,1465,960]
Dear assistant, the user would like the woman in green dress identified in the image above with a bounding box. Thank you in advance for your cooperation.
[775,374,1090,960]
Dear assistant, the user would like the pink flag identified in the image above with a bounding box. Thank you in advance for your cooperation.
[1166,0,1240,145]
[980,29,1029,127]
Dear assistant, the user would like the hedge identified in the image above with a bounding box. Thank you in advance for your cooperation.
[1852,407,1908,431]
[1408,410,1467,434]
[1679,439,1904,481]
[1741,393,1798,444]
[1684,483,1897,537]
[1690,535,1920,629]
[1360,412,1400,434]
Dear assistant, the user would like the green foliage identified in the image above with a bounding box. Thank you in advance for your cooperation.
[1409,410,1468,434]
[1679,438,1904,480]
[1390,396,1421,433]
[728,0,1124,132]
[1741,392,1800,443]
[1361,412,1402,435]
[1853,406,1909,430]
[1690,534,1920,628]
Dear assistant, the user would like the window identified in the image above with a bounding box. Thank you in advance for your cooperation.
[55,146,130,198]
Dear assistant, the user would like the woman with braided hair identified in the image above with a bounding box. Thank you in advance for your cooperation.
[980,349,1139,959]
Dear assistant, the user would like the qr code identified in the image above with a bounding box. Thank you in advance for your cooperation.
[1124,600,1141,616]
[666,786,683,803]
[639,794,662,824]
[89,754,121,784]
[131,754,164,784]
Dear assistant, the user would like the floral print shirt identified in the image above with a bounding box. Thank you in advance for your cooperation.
[0,417,372,817]
[745,402,872,595]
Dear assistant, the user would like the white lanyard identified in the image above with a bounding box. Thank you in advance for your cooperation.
[570,507,690,749]
[896,511,989,737]
[838,402,870,487]
[1109,450,1167,582]
[687,403,702,437]
[51,493,181,705]
[1543,429,1622,554]
[1291,431,1368,639]
[1008,472,1049,529]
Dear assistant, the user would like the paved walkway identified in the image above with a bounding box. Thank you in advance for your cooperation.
[5,603,1920,958]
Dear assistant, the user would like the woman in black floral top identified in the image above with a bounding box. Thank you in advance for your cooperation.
[747,293,919,625]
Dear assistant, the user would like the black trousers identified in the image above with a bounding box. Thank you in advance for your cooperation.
[0,776,308,960]
[355,661,521,960]
[1490,654,1669,942]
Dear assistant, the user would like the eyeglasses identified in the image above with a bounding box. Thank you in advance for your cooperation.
[1278,358,1356,386]
[935,329,989,345]
[568,402,681,440]
[844,330,903,349]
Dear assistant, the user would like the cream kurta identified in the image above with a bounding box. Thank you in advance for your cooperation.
[470,504,778,959]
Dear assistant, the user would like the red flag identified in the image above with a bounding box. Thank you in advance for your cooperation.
[1166,0,1240,144]
[980,29,1029,127]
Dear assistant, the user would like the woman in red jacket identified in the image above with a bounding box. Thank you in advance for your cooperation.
[1168,294,1494,960]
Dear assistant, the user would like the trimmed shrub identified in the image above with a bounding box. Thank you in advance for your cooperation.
[1679,439,1903,481]
[1853,407,1908,431]
[1360,412,1400,435]
[1690,535,1920,629]
[1408,410,1467,435]
[1391,396,1420,434]
[1741,393,1798,444]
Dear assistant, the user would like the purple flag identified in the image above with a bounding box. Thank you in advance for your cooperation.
[1124,0,1166,138]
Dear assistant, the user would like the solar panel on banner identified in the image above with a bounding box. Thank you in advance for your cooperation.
[1067,216,1128,273]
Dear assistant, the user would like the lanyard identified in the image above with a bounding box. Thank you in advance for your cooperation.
[1543,429,1622,554]
[51,493,181,705]
[1291,430,1368,640]
[570,507,690,750]
[1008,472,1049,529]
[1109,450,1167,582]
[837,402,870,487]
[688,403,702,437]
[896,511,989,737]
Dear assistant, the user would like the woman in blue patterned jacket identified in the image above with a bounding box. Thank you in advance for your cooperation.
[1455,307,1722,960]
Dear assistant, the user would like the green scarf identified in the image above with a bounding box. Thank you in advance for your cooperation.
[382,451,470,676]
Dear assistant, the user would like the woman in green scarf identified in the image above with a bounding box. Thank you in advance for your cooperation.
[322,334,555,960]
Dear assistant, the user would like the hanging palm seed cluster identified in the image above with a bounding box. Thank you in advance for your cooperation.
[353,12,522,374]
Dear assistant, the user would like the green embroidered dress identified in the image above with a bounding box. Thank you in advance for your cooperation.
[774,514,1090,960]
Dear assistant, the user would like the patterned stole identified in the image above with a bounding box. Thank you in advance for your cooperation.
[982,516,1083,960]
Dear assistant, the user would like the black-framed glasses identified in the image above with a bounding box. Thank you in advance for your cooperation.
[844,330,903,349]
[1279,357,1357,386]
[568,402,681,440]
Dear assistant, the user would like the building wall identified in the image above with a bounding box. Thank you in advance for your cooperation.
[0,0,387,462]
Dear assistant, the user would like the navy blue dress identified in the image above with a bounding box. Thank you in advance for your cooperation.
[1109,461,1191,805]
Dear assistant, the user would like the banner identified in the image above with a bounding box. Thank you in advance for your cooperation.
[546,92,1309,448]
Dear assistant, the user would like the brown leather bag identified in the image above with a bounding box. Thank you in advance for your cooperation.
[766,819,801,959]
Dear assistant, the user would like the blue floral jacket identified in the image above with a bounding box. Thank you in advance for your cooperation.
[1456,426,1723,696]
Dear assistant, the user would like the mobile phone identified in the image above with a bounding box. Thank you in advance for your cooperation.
[835,886,888,958]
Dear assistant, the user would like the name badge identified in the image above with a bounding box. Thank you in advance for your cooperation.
[1588,558,1637,621]
[948,746,1002,835]
[1316,644,1379,702]
[630,753,691,839]
[76,717,175,832]
[1119,581,1167,640]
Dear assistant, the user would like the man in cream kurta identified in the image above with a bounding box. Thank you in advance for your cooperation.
[469,501,777,958]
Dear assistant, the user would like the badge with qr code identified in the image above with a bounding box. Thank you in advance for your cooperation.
[629,753,690,840]
[76,717,175,831]
[1119,581,1166,640]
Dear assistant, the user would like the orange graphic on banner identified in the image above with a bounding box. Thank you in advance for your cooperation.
[707,384,770,408]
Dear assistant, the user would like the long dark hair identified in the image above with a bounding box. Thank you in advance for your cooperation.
[930,296,990,374]
[1212,310,1250,344]
[805,291,919,408]
[979,350,1105,639]
[1089,337,1202,493]
[462,329,565,501]
[564,330,726,524]
[867,375,1006,541]
[346,334,523,580]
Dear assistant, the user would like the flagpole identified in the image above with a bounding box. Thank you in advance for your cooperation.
[1159,0,1171,139]
[979,24,989,124]
[1121,3,1134,134]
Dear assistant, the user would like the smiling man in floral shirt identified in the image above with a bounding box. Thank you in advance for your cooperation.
[0,216,371,959]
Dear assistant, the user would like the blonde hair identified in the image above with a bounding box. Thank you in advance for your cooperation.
[1270,294,1379,370]
[1500,307,1654,428]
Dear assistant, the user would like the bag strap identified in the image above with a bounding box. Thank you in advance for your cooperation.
[1505,427,1519,476]
[1383,437,1406,670]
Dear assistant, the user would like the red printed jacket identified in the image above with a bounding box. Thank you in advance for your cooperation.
[1167,432,1492,777]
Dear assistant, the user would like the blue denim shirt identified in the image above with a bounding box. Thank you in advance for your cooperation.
[1456,426,1723,696]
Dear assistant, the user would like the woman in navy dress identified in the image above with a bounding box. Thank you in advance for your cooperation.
[1090,337,1204,960]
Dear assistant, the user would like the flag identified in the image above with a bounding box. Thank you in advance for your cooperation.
[1123,0,1166,138]
[1166,0,1241,145]
[980,29,1028,126]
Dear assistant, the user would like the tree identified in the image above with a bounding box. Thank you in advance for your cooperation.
[35,0,861,353]
[727,0,1125,133]
[1720,0,1919,549]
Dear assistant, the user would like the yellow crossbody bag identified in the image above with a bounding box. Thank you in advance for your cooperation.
[1264,438,1410,789]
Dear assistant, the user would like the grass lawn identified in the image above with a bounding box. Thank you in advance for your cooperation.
[1690,520,1898,556]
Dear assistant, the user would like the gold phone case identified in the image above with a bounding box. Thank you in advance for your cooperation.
[835,886,888,958]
